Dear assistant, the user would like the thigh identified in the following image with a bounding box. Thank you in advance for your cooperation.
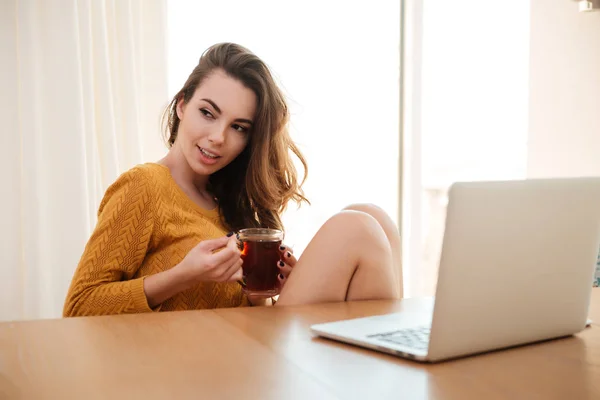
[276,210,394,306]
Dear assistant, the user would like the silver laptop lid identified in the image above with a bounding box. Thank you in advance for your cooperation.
[427,177,600,361]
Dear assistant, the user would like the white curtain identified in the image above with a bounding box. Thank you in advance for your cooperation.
[0,0,169,322]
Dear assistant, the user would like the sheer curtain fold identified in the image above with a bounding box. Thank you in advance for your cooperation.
[0,0,168,322]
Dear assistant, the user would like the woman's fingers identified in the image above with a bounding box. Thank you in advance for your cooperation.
[278,272,286,285]
[277,260,293,278]
[279,244,293,255]
[230,267,243,282]
[208,236,240,266]
[220,257,243,282]
[278,245,297,267]
[199,235,231,251]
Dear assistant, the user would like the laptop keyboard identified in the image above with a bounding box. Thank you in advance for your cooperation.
[368,326,431,351]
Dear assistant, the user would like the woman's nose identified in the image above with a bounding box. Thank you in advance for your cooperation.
[208,124,226,145]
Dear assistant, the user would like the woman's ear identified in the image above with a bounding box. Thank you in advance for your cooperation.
[176,96,186,120]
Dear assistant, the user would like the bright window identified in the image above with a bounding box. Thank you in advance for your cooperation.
[167,1,401,256]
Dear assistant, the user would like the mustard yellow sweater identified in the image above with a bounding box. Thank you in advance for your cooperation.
[63,163,249,317]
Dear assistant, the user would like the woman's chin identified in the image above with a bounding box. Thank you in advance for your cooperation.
[189,158,223,177]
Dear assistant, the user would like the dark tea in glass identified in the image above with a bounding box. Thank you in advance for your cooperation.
[237,228,284,296]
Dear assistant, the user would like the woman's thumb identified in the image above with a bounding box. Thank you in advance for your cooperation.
[199,233,234,252]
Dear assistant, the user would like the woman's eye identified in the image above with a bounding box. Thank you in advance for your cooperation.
[200,109,214,119]
[232,124,249,133]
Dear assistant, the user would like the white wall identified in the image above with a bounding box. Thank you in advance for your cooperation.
[527,0,600,178]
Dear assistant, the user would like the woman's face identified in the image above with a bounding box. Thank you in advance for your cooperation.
[175,69,257,177]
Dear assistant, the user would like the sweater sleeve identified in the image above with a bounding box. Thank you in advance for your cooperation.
[63,167,157,317]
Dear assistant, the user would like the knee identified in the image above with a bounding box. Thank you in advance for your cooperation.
[328,209,377,229]
[325,210,389,247]
[343,203,386,216]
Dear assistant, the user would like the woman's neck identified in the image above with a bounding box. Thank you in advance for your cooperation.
[159,146,211,197]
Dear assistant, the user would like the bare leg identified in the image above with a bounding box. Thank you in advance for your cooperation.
[276,209,398,306]
[342,203,403,298]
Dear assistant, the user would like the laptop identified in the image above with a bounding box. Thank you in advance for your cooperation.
[311,177,600,362]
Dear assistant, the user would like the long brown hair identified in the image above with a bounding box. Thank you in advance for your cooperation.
[162,43,308,231]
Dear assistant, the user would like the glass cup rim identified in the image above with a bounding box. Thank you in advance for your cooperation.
[237,228,283,240]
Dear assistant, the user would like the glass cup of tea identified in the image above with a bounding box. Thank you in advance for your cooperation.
[237,228,284,297]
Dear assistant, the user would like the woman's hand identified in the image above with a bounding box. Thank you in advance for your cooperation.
[144,234,242,309]
[276,244,297,290]
[176,234,243,284]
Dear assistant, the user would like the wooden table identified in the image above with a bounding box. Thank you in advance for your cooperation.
[1,289,599,400]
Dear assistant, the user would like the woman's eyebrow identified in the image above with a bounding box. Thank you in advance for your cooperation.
[201,98,253,125]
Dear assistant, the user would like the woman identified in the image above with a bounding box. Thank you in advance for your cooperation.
[63,43,402,317]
